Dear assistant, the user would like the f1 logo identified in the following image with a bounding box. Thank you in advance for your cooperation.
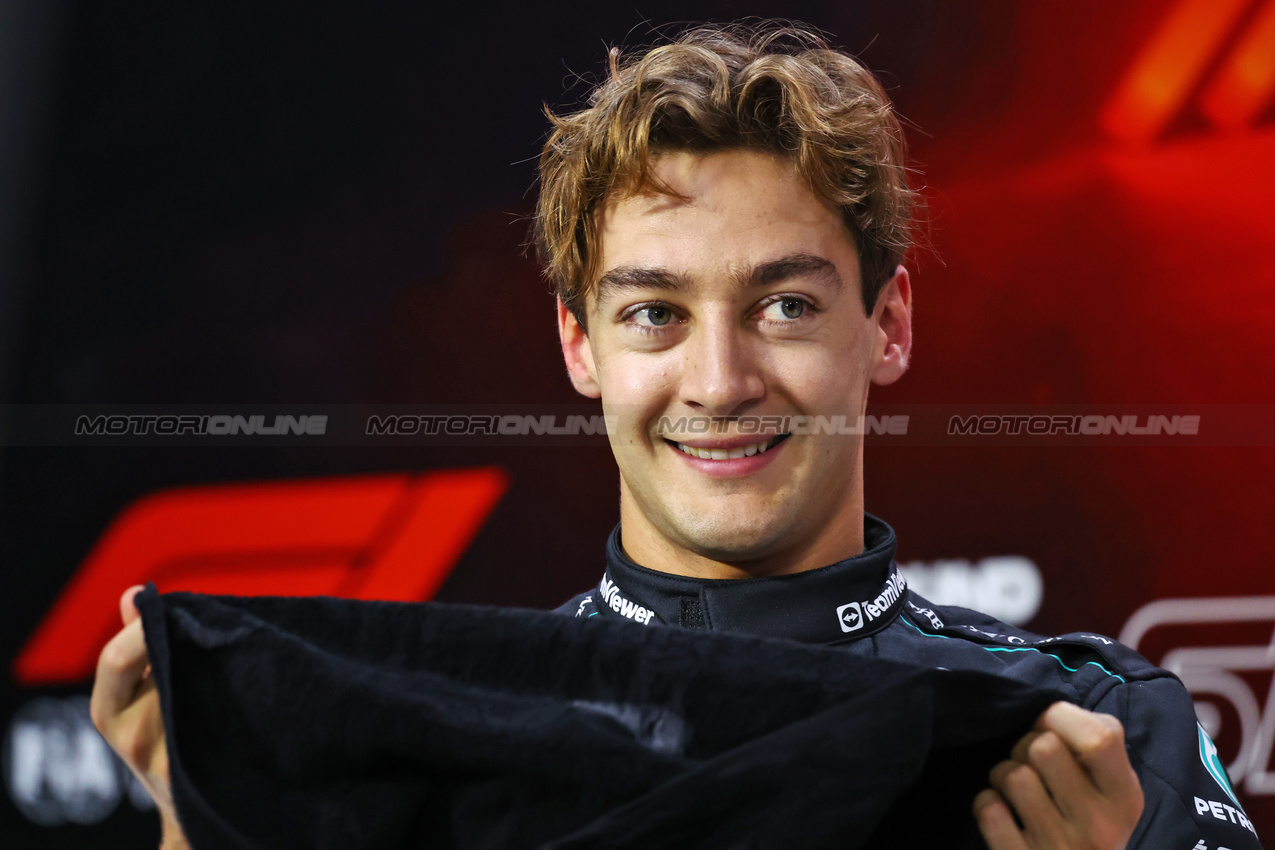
[837,602,864,633]
[12,468,508,686]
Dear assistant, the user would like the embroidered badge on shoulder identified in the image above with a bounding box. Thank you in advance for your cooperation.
[1199,722,1244,810]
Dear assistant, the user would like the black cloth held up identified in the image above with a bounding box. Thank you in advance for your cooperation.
[137,586,1067,849]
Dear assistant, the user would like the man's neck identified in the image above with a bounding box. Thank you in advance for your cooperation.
[616,496,868,580]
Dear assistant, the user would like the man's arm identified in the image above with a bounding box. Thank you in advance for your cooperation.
[89,586,190,850]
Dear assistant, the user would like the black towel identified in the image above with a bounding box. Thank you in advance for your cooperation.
[137,587,1067,849]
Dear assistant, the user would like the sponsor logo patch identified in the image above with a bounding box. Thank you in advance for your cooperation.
[1200,723,1245,810]
[837,572,907,634]
[1194,794,1257,837]
[598,577,655,625]
[837,602,863,633]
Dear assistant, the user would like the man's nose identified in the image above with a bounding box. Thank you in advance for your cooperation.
[677,316,765,416]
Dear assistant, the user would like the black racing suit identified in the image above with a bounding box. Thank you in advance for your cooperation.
[555,513,1263,850]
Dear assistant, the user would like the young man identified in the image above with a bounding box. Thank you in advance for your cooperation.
[534,22,1257,850]
[93,21,1258,850]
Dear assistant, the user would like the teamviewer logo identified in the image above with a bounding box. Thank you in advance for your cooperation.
[837,602,864,633]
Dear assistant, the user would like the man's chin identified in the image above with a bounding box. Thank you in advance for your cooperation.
[664,513,794,563]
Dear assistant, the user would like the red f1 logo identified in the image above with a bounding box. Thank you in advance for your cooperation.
[1103,0,1275,143]
[11,468,509,685]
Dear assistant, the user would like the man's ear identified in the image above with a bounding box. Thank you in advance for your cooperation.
[870,266,912,386]
[557,297,602,398]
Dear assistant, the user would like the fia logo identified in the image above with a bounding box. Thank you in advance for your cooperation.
[837,602,864,633]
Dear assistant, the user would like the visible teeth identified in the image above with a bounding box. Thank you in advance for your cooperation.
[674,437,782,459]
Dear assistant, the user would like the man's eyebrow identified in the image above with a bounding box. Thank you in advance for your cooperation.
[594,253,842,300]
[747,253,843,291]
[595,266,688,298]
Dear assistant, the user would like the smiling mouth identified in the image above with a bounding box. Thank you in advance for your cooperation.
[663,433,792,460]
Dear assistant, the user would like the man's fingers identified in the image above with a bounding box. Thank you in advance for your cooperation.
[117,586,151,682]
[1010,730,1042,765]
[1036,702,1138,797]
[989,758,1070,846]
[120,585,146,626]
[90,618,151,727]
[90,590,179,835]
[974,788,1030,850]
[112,676,165,767]
[1018,729,1095,820]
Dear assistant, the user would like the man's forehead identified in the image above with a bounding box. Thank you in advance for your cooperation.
[584,149,863,312]
[602,184,692,219]
[601,149,804,215]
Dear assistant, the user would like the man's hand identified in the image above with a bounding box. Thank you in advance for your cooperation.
[973,702,1145,850]
[90,586,190,850]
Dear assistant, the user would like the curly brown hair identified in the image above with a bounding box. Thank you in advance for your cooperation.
[534,21,919,329]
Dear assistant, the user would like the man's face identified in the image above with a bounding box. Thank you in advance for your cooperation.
[558,149,911,577]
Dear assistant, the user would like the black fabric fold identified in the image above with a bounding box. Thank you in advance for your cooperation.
[137,586,1068,849]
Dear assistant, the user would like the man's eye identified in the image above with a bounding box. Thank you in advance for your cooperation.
[760,298,807,321]
[631,305,674,327]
